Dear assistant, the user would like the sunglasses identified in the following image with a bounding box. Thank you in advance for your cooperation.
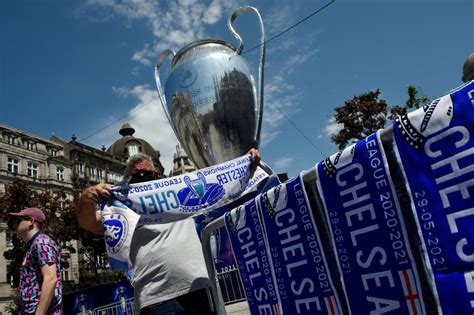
[11,217,31,225]
[128,170,158,184]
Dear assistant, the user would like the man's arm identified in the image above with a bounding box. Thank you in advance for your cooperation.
[247,148,261,165]
[77,183,112,235]
[35,263,57,315]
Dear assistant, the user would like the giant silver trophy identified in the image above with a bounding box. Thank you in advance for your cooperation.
[155,6,265,169]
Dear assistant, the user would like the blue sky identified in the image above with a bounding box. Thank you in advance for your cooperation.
[1,0,472,177]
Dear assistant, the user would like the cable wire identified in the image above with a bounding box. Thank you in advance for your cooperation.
[80,1,335,145]
[266,96,328,159]
[243,0,335,56]
[79,113,129,142]
[79,96,151,142]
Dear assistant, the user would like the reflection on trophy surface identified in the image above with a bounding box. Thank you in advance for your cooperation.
[155,6,265,168]
[171,63,256,168]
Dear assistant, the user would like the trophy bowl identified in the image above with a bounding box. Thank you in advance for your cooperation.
[155,6,265,169]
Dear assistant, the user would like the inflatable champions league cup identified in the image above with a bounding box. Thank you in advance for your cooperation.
[155,6,265,168]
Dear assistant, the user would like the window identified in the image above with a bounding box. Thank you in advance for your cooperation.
[49,148,58,157]
[78,164,84,175]
[7,158,19,173]
[7,135,15,145]
[127,144,139,156]
[96,168,102,179]
[26,141,35,150]
[63,270,69,282]
[108,172,120,183]
[59,197,66,209]
[6,231,14,247]
[126,141,141,157]
[57,167,64,181]
[27,162,38,178]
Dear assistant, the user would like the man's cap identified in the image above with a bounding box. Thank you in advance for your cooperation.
[8,207,46,223]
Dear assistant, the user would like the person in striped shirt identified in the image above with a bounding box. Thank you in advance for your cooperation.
[9,207,62,314]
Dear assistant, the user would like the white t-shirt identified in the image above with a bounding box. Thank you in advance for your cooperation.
[129,217,210,310]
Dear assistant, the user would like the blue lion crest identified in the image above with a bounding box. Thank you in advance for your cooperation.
[103,213,128,254]
[177,172,225,212]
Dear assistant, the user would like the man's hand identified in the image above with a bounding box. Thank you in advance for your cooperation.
[77,183,113,235]
[247,148,261,165]
[81,183,113,203]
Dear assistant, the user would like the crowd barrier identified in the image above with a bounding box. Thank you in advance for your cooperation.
[91,297,137,314]
[216,266,246,304]
[202,81,474,314]
[63,281,135,315]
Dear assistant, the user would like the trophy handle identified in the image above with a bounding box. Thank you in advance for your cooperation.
[228,6,266,149]
[155,49,177,134]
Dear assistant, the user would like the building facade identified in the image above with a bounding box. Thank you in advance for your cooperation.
[0,122,167,312]
[169,143,197,176]
[106,123,165,177]
[0,124,77,312]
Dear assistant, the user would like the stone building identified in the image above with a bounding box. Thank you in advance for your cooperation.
[0,124,74,196]
[64,135,126,191]
[0,122,167,312]
[107,123,165,177]
[169,143,197,176]
[0,124,77,312]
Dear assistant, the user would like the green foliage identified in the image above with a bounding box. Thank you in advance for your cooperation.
[331,89,389,150]
[0,178,37,287]
[389,85,430,120]
[0,177,128,303]
[330,85,430,149]
[0,178,80,286]
[77,229,108,277]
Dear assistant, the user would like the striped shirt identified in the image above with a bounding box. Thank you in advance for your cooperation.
[19,231,62,314]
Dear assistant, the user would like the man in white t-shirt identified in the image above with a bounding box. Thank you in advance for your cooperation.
[77,150,260,314]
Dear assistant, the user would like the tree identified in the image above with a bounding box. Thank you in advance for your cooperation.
[0,179,81,286]
[329,85,429,149]
[330,89,388,149]
[0,178,38,287]
[389,85,430,119]
[0,178,122,294]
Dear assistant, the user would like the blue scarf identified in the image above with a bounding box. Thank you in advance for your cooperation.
[316,131,425,315]
[393,80,474,314]
[101,154,270,278]
[226,175,343,314]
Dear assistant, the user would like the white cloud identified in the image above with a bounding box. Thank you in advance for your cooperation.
[125,85,179,173]
[260,129,281,147]
[85,0,238,64]
[263,78,301,128]
[112,86,131,97]
[89,85,179,174]
[258,5,321,146]
[83,1,322,168]
[131,43,153,66]
[323,117,343,138]
[273,156,293,170]
[203,0,224,24]
[264,4,294,36]
[83,114,126,149]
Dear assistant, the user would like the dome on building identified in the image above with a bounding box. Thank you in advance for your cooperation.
[107,123,165,176]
